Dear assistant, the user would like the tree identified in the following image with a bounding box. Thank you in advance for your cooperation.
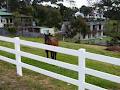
[58,3,77,21]
[95,0,120,45]
[98,0,120,20]
[12,11,21,30]
[80,5,93,16]
[19,0,33,16]
[33,5,62,28]
[32,0,63,5]
[45,7,62,27]
[7,0,20,12]
[0,0,65,29]
[64,16,89,39]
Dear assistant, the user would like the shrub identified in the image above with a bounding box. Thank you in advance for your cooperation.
[6,27,17,34]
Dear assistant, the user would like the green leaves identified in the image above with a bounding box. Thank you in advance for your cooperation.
[33,5,62,27]
[69,16,90,38]
[80,5,92,16]
[32,0,63,4]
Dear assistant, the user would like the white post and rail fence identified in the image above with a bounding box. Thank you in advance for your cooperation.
[0,36,120,90]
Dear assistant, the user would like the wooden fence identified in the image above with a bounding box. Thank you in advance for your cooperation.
[0,36,120,90]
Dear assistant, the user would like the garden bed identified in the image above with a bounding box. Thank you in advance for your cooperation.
[106,46,120,52]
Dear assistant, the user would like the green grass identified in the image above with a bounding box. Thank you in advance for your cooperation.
[0,36,120,90]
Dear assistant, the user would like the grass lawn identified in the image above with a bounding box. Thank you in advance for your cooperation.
[0,36,120,90]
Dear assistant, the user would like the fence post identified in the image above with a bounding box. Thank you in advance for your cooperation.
[78,49,86,90]
[14,37,22,76]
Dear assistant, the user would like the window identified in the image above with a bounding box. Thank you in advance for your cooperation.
[6,18,9,23]
[1,19,3,23]
[1,19,5,23]
[88,33,91,38]
[93,25,96,30]
[28,28,33,32]
[34,28,40,33]
[10,19,12,23]
[99,24,101,30]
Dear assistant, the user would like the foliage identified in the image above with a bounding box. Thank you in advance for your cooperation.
[33,5,62,27]
[104,20,120,45]
[19,1,34,15]
[32,0,63,5]
[7,0,20,12]
[6,26,17,34]
[80,5,93,16]
[70,16,90,38]
[58,3,77,21]
[0,0,79,29]
[61,16,90,40]
[95,0,120,20]
[107,33,120,46]
[12,11,21,27]
[95,0,120,45]
[0,0,64,28]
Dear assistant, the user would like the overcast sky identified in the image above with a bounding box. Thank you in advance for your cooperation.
[63,0,99,8]
[59,0,89,8]
[41,0,93,8]
[75,0,88,8]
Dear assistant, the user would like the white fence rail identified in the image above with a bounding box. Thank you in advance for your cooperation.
[0,36,120,90]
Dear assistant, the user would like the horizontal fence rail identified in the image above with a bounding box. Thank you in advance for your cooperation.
[20,51,78,72]
[84,83,107,90]
[86,52,120,66]
[0,36,120,90]
[86,68,120,83]
[0,46,15,54]
[20,39,79,56]
[0,36,14,43]
[0,55,16,64]
[20,62,79,86]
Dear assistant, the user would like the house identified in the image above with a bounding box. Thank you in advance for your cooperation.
[74,10,106,40]
[17,14,33,35]
[86,10,105,20]
[21,26,55,37]
[40,27,55,35]
[0,8,55,37]
[84,10,105,40]
[0,9,13,28]
[0,8,13,35]
[0,8,34,36]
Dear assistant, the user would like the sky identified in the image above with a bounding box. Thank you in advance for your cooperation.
[57,0,89,8]
[68,0,89,8]
[62,0,100,8]
[41,0,94,8]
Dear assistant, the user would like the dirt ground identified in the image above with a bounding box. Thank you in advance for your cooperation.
[106,46,120,52]
[0,61,71,90]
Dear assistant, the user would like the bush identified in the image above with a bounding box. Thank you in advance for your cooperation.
[6,27,17,34]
